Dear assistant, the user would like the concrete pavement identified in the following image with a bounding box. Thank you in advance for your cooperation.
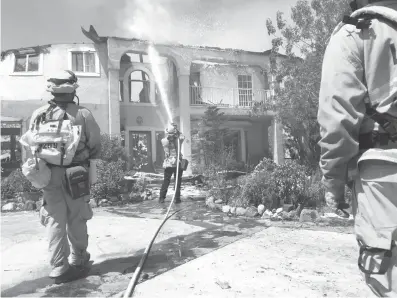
[1,199,375,297]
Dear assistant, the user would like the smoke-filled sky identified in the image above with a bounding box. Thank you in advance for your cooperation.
[1,0,299,52]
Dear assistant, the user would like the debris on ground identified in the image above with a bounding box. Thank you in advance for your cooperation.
[215,279,231,289]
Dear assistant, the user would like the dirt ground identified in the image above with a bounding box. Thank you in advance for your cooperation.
[1,199,375,297]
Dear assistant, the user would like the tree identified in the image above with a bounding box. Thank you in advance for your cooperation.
[253,0,350,171]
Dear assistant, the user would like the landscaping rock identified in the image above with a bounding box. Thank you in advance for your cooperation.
[230,207,237,215]
[205,196,215,207]
[245,206,259,217]
[257,204,265,215]
[299,209,319,223]
[236,207,246,216]
[270,213,282,221]
[89,199,97,208]
[215,199,223,204]
[261,212,271,219]
[222,205,231,213]
[276,207,283,214]
[2,202,16,212]
[23,200,36,211]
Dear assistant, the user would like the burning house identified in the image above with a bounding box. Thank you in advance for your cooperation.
[0,26,285,174]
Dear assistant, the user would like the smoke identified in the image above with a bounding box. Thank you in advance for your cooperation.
[118,0,228,46]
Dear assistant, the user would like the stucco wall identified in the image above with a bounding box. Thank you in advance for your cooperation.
[0,43,110,133]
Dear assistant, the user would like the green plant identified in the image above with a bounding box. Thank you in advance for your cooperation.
[91,159,126,204]
[98,133,129,163]
[1,168,39,201]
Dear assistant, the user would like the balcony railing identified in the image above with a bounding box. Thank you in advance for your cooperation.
[190,86,274,107]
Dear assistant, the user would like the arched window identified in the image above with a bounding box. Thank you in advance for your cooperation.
[129,71,150,103]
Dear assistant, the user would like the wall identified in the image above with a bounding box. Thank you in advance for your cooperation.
[245,120,272,165]
[0,43,110,133]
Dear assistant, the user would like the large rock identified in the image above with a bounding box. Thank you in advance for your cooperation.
[230,207,237,215]
[222,205,231,213]
[23,200,36,211]
[205,196,215,207]
[2,202,16,212]
[257,204,265,215]
[245,206,259,217]
[299,209,319,223]
[215,199,223,204]
[236,207,246,216]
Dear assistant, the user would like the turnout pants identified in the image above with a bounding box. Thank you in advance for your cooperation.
[39,166,93,277]
[352,149,397,297]
[159,167,183,201]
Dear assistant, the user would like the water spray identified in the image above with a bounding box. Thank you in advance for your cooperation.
[121,45,186,297]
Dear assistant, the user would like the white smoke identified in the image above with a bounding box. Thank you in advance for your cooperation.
[118,0,227,46]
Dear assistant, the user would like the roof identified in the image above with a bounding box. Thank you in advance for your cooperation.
[1,26,288,59]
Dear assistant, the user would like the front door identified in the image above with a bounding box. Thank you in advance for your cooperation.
[129,131,154,173]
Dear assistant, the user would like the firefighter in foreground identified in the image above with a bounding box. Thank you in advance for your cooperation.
[159,123,185,204]
[23,70,101,284]
[317,0,397,296]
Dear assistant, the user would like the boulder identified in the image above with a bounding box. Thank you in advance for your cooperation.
[215,199,223,204]
[276,207,283,214]
[222,205,231,213]
[23,200,36,211]
[257,204,265,215]
[245,206,259,217]
[205,196,215,207]
[299,209,319,223]
[2,202,16,212]
[261,212,271,219]
[236,207,246,216]
[230,207,237,215]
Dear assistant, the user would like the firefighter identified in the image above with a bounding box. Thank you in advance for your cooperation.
[159,123,185,204]
[317,0,397,295]
[31,70,101,284]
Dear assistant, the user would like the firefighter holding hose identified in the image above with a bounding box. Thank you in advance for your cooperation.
[317,0,397,295]
[159,123,186,204]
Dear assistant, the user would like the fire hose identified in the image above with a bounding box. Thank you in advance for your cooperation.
[122,137,183,298]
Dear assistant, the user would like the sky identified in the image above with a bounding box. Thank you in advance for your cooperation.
[1,0,299,52]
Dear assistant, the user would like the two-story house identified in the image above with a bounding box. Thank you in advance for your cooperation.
[0,26,285,174]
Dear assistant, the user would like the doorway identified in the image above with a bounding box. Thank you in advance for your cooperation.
[129,131,154,172]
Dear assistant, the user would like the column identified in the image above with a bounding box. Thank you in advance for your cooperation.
[241,129,246,162]
[178,74,192,175]
[108,68,121,135]
[272,118,285,165]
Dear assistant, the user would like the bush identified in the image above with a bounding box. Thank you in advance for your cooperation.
[1,168,39,201]
[98,133,129,163]
[230,158,311,209]
[91,159,126,204]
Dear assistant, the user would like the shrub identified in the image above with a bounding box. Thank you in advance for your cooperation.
[98,133,129,163]
[91,159,126,204]
[230,158,310,209]
[1,168,39,201]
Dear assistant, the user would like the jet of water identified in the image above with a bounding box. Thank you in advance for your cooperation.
[148,45,173,123]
